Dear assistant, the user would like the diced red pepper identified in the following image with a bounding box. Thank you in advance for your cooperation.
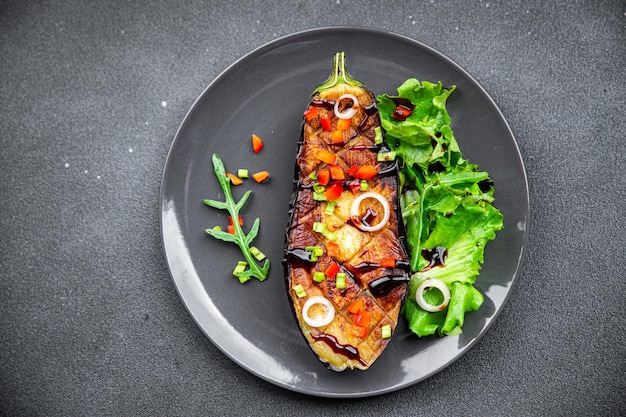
[320,113,332,131]
[354,310,371,328]
[316,149,337,165]
[303,106,319,121]
[251,134,264,154]
[324,181,343,201]
[326,241,340,258]
[329,165,344,180]
[354,326,367,338]
[227,224,235,234]
[252,171,270,183]
[391,104,413,121]
[346,164,360,177]
[354,165,378,180]
[317,168,330,185]
[347,179,361,194]
[347,297,365,314]
[225,173,243,186]
[381,257,396,269]
[330,130,344,144]
[325,261,340,278]
[336,117,351,130]
[228,216,244,227]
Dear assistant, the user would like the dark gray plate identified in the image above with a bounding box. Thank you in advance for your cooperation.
[160,27,529,397]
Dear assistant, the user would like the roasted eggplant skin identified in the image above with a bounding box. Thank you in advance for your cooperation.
[283,53,410,371]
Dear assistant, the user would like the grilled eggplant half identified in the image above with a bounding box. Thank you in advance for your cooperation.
[283,53,410,371]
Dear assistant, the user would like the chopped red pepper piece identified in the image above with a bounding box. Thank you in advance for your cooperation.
[330,130,344,144]
[329,165,344,180]
[354,309,371,327]
[326,241,340,258]
[317,168,330,185]
[227,224,235,234]
[251,134,264,154]
[354,165,378,180]
[324,181,343,201]
[225,172,243,186]
[252,171,270,183]
[347,179,361,194]
[347,297,365,314]
[354,326,367,338]
[303,106,319,121]
[316,149,337,165]
[336,117,351,130]
[392,104,413,121]
[346,164,360,177]
[325,261,340,278]
[228,215,244,226]
[320,113,332,131]
[381,257,396,269]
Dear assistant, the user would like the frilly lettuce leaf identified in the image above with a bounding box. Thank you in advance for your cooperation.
[377,79,504,338]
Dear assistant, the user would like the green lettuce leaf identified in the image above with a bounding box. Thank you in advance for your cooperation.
[377,78,504,338]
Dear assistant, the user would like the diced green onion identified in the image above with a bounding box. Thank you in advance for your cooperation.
[313,222,327,233]
[324,200,337,215]
[313,183,326,193]
[250,246,266,261]
[233,261,247,273]
[335,272,346,289]
[324,231,337,241]
[305,245,323,262]
[381,324,392,339]
[313,271,326,282]
[374,126,383,144]
[233,261,249,282]
[377,151,396,162]
[237,169,249,179]
[293,284,307,298]
[359,180,368,191]
[313,191,327,201]
[309,172,318,180]
[212,226,222,232]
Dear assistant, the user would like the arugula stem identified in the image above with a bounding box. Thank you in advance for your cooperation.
[204,154,270,282]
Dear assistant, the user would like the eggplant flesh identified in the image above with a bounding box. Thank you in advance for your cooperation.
[283,53,410,371]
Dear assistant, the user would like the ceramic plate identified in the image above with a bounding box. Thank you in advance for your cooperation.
[160,27,529,397]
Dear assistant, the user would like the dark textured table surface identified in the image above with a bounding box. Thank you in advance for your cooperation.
[1,1,624,416]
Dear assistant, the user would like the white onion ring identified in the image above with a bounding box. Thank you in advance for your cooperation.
[415,279,451,312]
[302,296,335,327]
[334,94,358,119]
[350,191,390,232]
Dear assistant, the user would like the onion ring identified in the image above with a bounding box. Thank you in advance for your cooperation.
[350,191,390,232]
[302,296,335,327]
[334,94,358,119]
[415,279,451,312]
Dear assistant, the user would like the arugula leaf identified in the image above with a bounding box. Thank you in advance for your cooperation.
[204,154,270,283]
[377,78,503,337]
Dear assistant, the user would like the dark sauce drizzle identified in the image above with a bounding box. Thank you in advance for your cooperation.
[421,246,447,272]
[311,333,368,368]
[369,275,411,298]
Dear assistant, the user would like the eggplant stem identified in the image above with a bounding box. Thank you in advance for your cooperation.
[313,52,364,95]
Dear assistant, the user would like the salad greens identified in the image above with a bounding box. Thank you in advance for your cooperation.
[204,154,270,283]
[377,79,503,337]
